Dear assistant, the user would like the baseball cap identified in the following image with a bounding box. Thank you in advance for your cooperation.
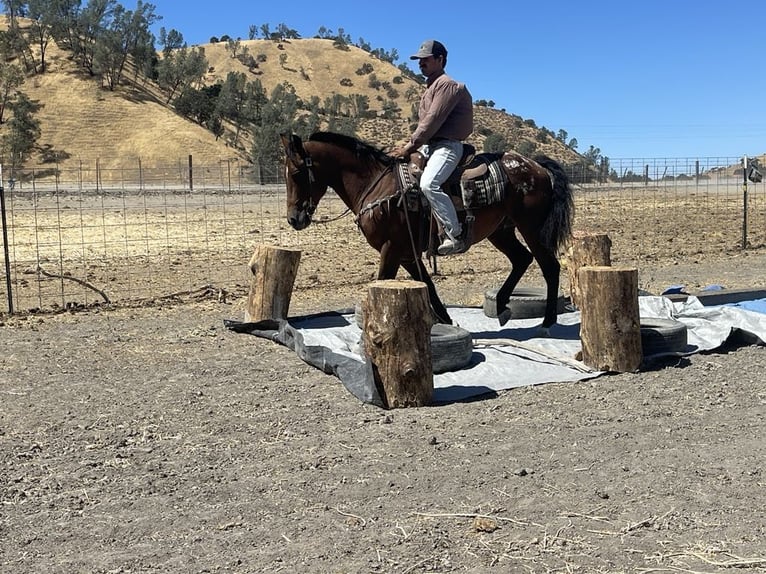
[410,39,447,60]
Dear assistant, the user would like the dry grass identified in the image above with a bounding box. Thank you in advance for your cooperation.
[10,25,581,174]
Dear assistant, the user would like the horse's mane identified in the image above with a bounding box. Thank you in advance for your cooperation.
[309,131,393,166]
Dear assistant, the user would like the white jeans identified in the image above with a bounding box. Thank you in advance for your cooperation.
[419,140,463,240]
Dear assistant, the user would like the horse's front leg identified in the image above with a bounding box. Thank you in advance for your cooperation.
[400,258,452,325]
[376,241,400,280]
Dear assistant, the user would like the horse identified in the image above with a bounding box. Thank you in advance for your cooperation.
[280,131,574,333]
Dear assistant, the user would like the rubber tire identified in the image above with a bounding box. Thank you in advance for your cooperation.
[430,324,474,374]
[354,304,474,373]
[484,286,568,319]
[640,317,688,356]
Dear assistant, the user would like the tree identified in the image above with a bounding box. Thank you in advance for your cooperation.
[48,0,87,53]
[215,71,256,142]
[483,132,507,153]
[2,0,36,72]
[158,27,184,54]
[251,82,301,179]
[516,140,537,156]
[356,36,371,52]
[276,23,299,39]
[173,85,215,125]
[93,1,159,90]
[71,0,117,76]
[0,62,24,123]
[27,0,60,72]
[2,92,41,168]
[584,145,601,164]
[157,44,208,103]
[225,37,241,58]
[598,156,610,182]
[327,114,356,137]
[556,129,568,143]
[349,93,369,118]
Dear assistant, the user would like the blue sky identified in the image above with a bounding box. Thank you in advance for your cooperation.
[149,0,766,160]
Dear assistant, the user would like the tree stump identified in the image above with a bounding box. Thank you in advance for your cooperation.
[578,266,642,372]
[246,245,301,322]
[363,280,433,408]
[567,231,612,309]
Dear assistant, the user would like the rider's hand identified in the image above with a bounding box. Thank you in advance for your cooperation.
[391,147,410,161]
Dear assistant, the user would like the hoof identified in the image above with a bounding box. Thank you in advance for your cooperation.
[536,325,552,338]
[498,308,512,326]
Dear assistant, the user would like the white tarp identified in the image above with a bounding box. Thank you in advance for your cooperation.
[227,296,766,406]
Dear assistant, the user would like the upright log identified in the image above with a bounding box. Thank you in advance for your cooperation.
[567,231,612,309]
[578,266,642,372]
[246,244,301,322]
[363,280,433,408]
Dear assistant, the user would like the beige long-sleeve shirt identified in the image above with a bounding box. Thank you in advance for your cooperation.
[410,71,473,148]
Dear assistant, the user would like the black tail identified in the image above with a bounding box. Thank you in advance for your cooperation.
[534,155,574,253]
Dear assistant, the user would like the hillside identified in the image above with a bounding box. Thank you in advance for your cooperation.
[11,32,582,174]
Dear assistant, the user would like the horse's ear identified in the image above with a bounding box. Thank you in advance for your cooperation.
[280,133,305,161]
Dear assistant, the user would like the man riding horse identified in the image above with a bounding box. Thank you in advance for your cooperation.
[392,39,473,256]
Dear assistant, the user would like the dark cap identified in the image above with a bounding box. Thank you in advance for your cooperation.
[409,39,447,60]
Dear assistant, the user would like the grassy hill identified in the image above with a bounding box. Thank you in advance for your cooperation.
[11,31,583,176]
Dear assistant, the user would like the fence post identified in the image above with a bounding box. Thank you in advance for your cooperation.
[695,160,700,187]
[742,156,748,250]
[0,165,13,313]
[188,154,193,191]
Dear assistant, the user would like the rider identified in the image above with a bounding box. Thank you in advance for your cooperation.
[392,39,474,255]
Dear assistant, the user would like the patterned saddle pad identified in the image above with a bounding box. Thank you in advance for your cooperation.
[395,152,508,211]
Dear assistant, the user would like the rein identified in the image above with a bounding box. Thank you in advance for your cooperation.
[312,207,352,224]
[353,162,426,281]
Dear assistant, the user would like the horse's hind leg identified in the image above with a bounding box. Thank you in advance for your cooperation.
[401,258,452,325]
[487,223,533,326]
[520,232,561,332]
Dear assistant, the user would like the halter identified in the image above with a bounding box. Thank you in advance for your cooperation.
[287,148,354,224]
[286,146,318,218]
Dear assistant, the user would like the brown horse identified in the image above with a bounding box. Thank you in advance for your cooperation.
[280,131,574,333]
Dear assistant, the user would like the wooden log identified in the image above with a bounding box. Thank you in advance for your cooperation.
[567,231,612,309]
[246,244,301,322]
[578,266,642,372]
[363,280,433,408]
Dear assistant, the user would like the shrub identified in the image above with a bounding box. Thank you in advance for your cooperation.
[355,63,374,75]
[484,133,507,153]
[516,140,537,156]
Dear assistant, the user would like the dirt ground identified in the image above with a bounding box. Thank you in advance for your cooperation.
[2,244,766,573]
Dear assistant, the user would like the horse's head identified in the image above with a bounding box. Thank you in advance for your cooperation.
[280,133,328,230]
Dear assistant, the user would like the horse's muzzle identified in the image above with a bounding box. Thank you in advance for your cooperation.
[287,208,311,230]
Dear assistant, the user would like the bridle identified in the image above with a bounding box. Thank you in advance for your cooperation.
[286,145,318,219]
[289,142,396,226]
[287,148,353,224]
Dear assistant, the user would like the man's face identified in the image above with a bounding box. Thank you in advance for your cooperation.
[418,55,443,76]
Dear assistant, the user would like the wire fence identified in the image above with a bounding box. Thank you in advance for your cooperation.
[1,156,764,314]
